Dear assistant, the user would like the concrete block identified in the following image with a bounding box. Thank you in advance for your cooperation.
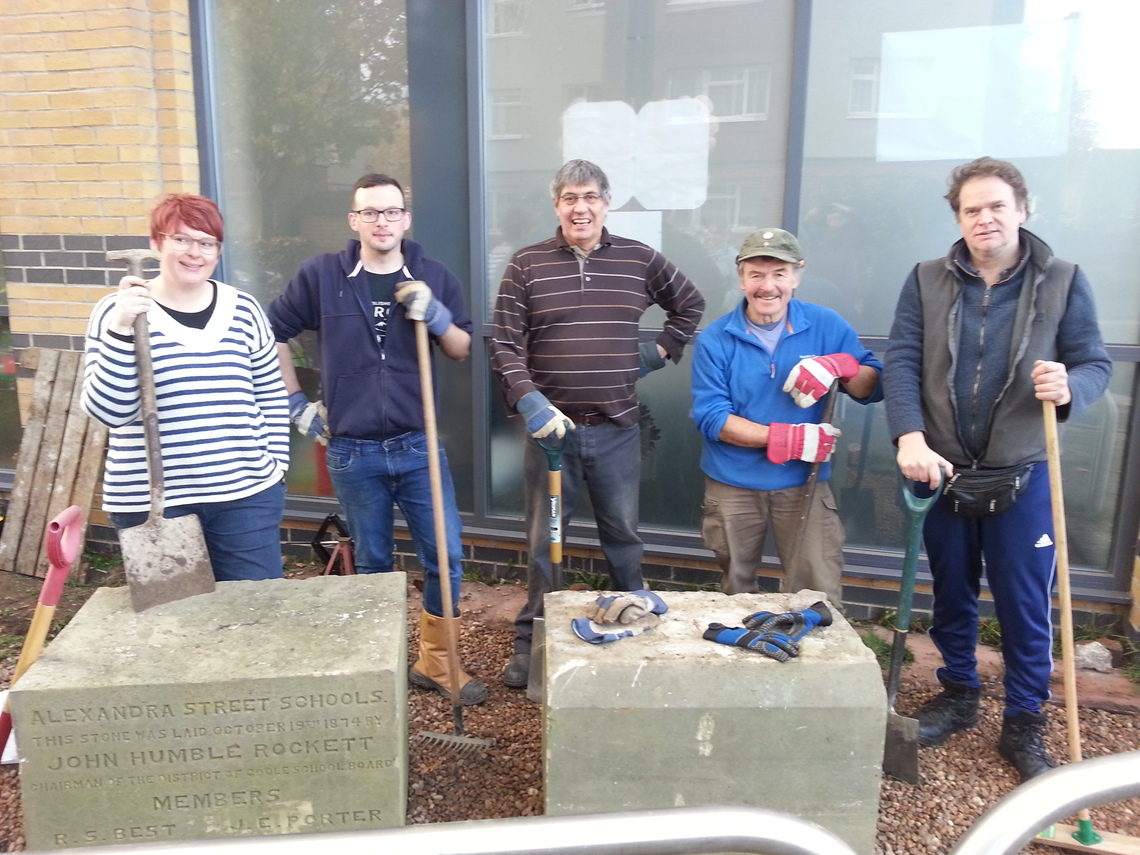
[544,590,885,855]
[11,575,407,850]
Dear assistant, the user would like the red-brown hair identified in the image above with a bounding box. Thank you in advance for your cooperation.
[150,194,225,245]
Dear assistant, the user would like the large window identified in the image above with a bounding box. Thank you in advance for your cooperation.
[802,0,1140,585]
[482,0,796,532]
[193,0,1139,598]
[203,1,413,498]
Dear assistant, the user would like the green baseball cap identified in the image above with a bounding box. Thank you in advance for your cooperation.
[735,228,804,265]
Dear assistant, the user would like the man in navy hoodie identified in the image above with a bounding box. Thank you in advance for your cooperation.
[269,173,485,705]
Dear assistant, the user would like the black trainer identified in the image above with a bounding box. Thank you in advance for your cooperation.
[501,652,531,689]
[916,676,981,747]
[998,710,1057,783]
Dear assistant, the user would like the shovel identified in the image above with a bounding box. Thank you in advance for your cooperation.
[526,428,569,704]
[0,504,83,757]
[881,475,941,783]
[107,249,214,611]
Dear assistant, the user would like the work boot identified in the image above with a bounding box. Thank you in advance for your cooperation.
[409,611,488,705]
[915,676,980,747]
[501,652,531,689]
[998,710,1057,783]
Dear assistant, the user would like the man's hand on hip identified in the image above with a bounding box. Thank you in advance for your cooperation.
[783,353,860,407]
[766,422,840,464]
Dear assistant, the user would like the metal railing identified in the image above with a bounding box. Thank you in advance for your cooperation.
[34,750,1140,855]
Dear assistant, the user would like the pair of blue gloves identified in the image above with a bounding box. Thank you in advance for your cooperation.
[703,601,832,662]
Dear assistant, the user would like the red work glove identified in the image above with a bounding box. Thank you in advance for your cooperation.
[783,353,860,407]
[767,422,841,465]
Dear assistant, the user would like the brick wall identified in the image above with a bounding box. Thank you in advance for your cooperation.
[0,0,199,413]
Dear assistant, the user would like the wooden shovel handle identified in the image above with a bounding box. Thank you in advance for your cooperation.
[1044,401,1086,778]
[414,320,461,704]
[133,311,166,518]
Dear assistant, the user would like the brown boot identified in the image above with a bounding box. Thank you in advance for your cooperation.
[410,611,488,705]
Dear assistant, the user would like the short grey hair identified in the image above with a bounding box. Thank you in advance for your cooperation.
[550,159,611,200]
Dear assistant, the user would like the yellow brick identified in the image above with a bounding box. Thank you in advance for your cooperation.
[0,52,47,73]
[96,126,157,146]
[112,107,158,127]
[65,27,148,52]
[6,90,52,114]
[44,50,94,72]
[72,146,118,164]
[153,70,194,92]
[16,199,62,217]
[0,73,28,95]
[120,181,160,200]
[10,128,55,147]
[104,198,151,218]
[28,146,75,166]
[110,68,154,90]
[157,127,192,148]
[65,69,118,90]
[104,88,162,110]
[83,8,150,32]
[55,164,92,182]
[155,90,194,111]
[100,162,159,182]
[3,32,69,55]
[50,127,99,147]
[48,90,97,111]
[0,215,37,232]
[47,216,98,234]
[47,318,89,335]
[7,284,47,301]
[81,46,151,72]
[28,12,89,33]
[75,108,116,127]
[116,145,160,163]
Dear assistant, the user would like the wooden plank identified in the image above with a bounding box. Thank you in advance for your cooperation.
[38,356,91,575]
[0,348,58,574]
[69,420,108,565]
[16,350,80,577]
[1038,824,1140,855]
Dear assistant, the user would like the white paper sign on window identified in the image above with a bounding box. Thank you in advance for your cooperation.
[562,98,710,210]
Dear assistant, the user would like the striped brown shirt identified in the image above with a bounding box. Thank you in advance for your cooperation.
[491,227,705,427]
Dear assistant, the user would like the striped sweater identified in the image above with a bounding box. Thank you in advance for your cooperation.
[82,281,290,514]
[490,228,705,427]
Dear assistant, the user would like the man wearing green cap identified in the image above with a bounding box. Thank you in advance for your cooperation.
[690,228,881,607]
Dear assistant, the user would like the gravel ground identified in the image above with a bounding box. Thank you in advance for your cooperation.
[2,579,1138,853]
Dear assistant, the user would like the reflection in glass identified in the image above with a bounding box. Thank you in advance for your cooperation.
[484,0,795,527]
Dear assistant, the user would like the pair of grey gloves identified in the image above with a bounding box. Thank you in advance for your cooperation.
[571,590,668,644]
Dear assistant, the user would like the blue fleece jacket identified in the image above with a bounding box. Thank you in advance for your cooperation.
[691,298,882,491]
[267,239,472,440]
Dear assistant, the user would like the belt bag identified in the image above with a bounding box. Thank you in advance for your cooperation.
[942,463,1035,518]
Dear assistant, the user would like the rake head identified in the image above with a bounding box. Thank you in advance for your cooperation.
[416,729,494,755]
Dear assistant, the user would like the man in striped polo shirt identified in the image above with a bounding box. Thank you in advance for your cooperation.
[490,159,705,689]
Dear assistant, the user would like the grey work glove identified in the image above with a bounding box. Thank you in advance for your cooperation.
[288,391,329,446]
[588,589,668,624]
[516,390,574,440]
[395,280,453,336]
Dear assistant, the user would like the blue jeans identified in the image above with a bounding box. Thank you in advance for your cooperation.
[922,467,1056,715]
[325,432,463,618]
[110,480,286,582]
[514,420,644,652]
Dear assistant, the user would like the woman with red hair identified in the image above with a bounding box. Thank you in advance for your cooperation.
[82,194,291,581]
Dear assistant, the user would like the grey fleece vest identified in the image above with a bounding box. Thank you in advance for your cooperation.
[916,244,1075,469]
